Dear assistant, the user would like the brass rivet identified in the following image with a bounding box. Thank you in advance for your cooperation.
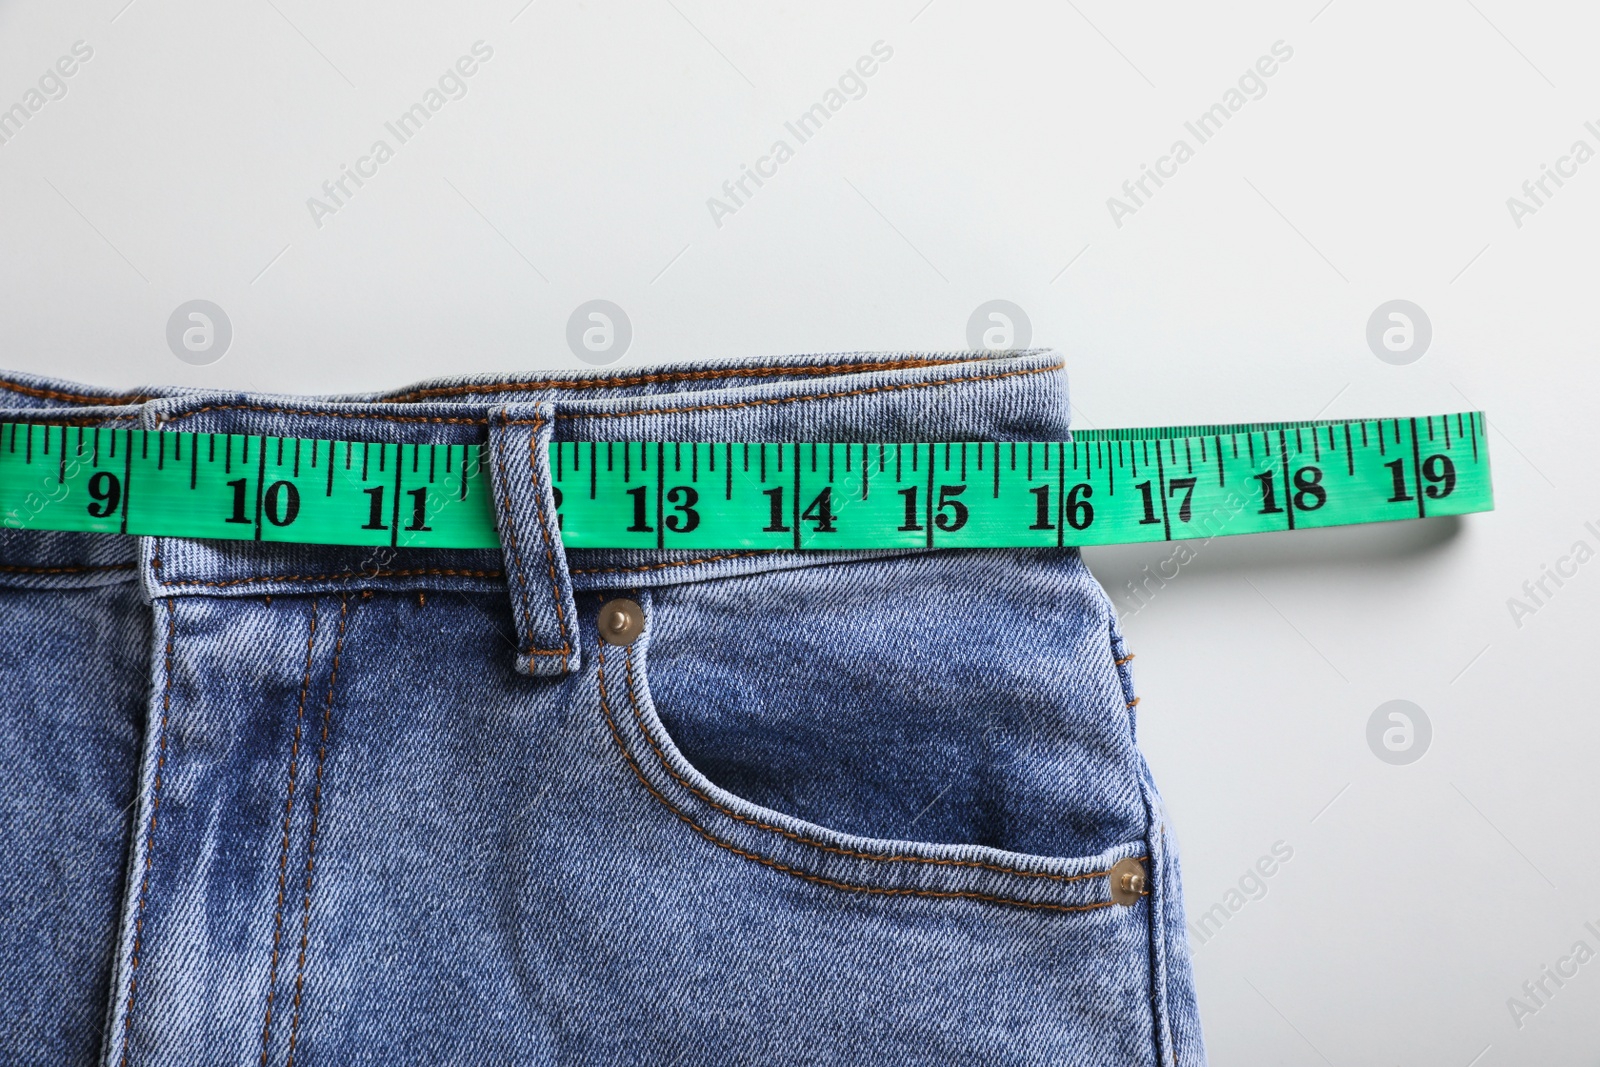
[1108,857,1148,906]
[597,598,644,646]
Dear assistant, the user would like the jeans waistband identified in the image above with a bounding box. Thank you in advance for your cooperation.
[0,349,1069,675]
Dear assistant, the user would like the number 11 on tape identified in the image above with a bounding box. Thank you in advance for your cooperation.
[0,414,1490,549]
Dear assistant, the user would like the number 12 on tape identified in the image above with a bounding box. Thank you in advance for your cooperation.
[0,414,1489,549]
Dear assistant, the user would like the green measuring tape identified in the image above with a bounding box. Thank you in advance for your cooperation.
[0,414,1491,550]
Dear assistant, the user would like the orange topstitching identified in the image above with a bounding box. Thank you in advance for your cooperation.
[148,565,505,588]
[618,640,1127,884]
[379,358,961,402]
[144,360,1060,427]
[0,379,155,405]
[257,599,320,1064]
[593,639,1117,914]
[284,594,348,1067]
[116,599,176,1067]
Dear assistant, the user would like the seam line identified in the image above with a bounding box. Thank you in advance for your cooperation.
[594,638,1126,911]
[151,567,505,589]
[0,356,988,407]
[569,552,769,575]
[620,642,1117,882]
[0,379,156,405]
[379,358,960,402]
[550,363,1061,422]
[256,600,319,1065]
[159,408,489,426]
[146,361,1061,427]
[117,599,176,1067]
[0,415,140,426]
[284,594,349,1067]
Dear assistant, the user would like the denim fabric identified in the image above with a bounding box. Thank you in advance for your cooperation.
[0,350,1205,1066]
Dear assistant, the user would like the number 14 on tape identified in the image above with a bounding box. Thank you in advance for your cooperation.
[550,415,1490,550]
[0,414,1490,549]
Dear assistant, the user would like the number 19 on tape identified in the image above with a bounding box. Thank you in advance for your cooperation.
[0,414,1491,549]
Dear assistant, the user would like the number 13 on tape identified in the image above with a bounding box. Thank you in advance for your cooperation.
[550,414,1490,550]
[0,413,1490,549]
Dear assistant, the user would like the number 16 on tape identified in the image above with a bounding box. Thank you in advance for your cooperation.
[548,417,1489,550]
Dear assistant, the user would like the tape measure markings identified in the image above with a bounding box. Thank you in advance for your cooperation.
[0,413,1491,550]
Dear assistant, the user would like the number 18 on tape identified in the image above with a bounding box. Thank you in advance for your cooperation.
[0,414,1490,549]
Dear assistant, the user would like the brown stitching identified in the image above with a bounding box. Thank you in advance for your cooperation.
[379,358,961,402]
[594,641,1111,914]
[0,378,154,405]
[142,553,785,587]
[0,357,974,408]
[0,561,136,575]
[569,551,771,575]
[258,600,319,1065]
[285,594,348,1067]
[619,643,1117,884]
[0,415,139,426]
[492,412,571,664]
[117,599,176,1067]
[525,413,573,670]
[152,567,504,588]
[1115,653,1136,665]
[545,362,1063,422]
[157,406,489,426]
[143,359,1061,427]
[1126,698,1141,708]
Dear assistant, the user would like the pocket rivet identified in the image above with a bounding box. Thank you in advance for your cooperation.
[597,598,644,646]
[1108,857,1148,906]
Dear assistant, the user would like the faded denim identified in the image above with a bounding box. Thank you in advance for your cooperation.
[0,350,1205,1066]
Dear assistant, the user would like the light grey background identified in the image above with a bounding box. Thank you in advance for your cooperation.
[2,1,1595,1062]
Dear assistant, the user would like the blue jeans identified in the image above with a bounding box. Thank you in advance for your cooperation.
[0,350,1205,1066]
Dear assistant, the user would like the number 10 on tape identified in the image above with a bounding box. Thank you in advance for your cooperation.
[0,414,1490,549]
[0,429,502,549]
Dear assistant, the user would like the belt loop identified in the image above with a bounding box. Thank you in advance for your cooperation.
[488,402,580,677]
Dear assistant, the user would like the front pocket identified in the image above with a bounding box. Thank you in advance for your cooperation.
[597,550,1153,913]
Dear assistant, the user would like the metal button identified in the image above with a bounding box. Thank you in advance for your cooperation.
[597,598,644,646]
[1108,857,1148,906]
